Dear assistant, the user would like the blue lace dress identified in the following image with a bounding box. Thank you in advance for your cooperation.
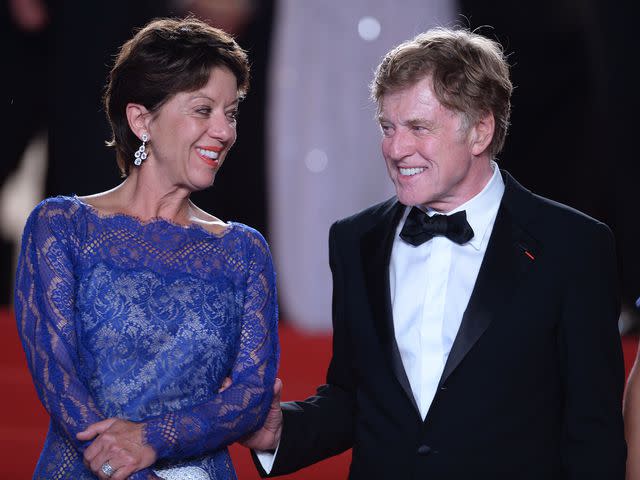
[14,196,279,479]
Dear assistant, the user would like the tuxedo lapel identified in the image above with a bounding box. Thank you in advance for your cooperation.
[360,200,419,412]
[440,172,541,385]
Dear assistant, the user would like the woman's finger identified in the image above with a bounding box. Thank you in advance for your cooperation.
[77,418,118,441]
[83,436,105,467]
[96,452,135,480]
[218,376,232,392]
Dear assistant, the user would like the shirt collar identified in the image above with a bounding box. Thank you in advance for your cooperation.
[424,161,505,250]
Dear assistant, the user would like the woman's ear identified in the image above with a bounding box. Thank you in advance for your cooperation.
[470,112,495,156]
[125,103,150,140]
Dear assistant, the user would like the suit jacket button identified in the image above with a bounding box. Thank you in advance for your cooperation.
[417,445,431,456]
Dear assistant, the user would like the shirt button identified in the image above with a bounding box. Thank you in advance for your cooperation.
[417,445,432,456]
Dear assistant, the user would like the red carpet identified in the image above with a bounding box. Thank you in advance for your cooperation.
[1,308,637,479]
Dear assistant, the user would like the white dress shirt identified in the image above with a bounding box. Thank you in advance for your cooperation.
[389,163,504,419]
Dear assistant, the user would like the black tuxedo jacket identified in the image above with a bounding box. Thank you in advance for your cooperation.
[261,171,626,479]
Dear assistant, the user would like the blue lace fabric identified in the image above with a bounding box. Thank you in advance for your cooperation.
[14,196,279,479]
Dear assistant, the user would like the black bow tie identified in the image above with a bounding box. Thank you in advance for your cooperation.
[400,207,474,246]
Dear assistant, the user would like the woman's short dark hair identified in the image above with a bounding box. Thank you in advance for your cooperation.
[104,16,250,175]
[371,27,512,159]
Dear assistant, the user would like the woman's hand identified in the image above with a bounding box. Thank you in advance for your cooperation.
[75,377,229,478]
[218,376,232,393]
[77,418,157,479]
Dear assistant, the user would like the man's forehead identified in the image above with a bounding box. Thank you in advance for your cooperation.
[378,79,439,116]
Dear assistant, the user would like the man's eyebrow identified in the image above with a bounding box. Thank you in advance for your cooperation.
[406,117,431,126]
[377,116,433,127]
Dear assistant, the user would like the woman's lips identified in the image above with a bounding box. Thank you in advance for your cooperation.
[196,147,222,167]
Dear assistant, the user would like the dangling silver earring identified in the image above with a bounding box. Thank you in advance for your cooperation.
[134,133,148,166]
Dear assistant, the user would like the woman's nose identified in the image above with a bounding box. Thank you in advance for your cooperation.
[208,113,236,143]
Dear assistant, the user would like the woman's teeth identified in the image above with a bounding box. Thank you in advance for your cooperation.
[197,148,219,159]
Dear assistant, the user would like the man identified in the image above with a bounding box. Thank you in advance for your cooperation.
[244,27,627,478]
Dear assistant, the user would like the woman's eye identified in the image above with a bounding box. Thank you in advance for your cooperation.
[196,107,212,115]
[226,110,238,121]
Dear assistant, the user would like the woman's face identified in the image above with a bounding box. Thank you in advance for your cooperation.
[144,66,239,191]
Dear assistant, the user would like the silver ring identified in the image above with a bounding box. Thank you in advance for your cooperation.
[101,461,116,478]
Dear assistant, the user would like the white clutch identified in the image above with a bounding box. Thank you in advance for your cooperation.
[154,466,210,480]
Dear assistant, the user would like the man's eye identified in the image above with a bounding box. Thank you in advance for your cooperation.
[196,107,212,115]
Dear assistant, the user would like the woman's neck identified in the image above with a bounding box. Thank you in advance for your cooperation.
[81,173,195,226]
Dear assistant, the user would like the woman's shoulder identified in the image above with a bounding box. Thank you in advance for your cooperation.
[227,222,269,248]
[224,223,274,269]
[189,203,267,247]
[22,196,87,247]
[27,195,84,225]
[33,194,80,210]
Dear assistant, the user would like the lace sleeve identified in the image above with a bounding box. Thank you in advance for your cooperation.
[15,202,106,444]
[14,201,157,479]
[144,228,280,460]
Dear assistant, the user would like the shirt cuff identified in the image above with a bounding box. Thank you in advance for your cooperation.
[254,440,281,475]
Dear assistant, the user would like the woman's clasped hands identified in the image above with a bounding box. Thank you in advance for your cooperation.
[77,419,158,479]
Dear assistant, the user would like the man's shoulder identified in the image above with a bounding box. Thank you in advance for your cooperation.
[533,193,601,223]
[332,197,400,231]
[503,171,612,238]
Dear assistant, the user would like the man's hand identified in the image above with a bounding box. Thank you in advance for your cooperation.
[77,418,157,479]
[241,378,283,451]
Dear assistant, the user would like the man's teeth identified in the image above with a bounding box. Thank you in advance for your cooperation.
[197,148,219,159]
[399,167,425,176]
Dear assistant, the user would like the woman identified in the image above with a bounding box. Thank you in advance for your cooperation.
[14,17,278,480]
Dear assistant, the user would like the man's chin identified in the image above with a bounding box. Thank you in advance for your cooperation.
[396,190,429,208]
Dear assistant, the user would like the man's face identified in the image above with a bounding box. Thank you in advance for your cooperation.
[378,76,492,212]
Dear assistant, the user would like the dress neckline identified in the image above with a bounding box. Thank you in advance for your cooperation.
[70,195,236,240]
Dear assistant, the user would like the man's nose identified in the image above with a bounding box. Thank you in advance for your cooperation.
[387,130,415,160]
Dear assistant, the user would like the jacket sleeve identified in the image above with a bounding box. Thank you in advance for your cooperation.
[263,221,356,476]
[559,221,626,478]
